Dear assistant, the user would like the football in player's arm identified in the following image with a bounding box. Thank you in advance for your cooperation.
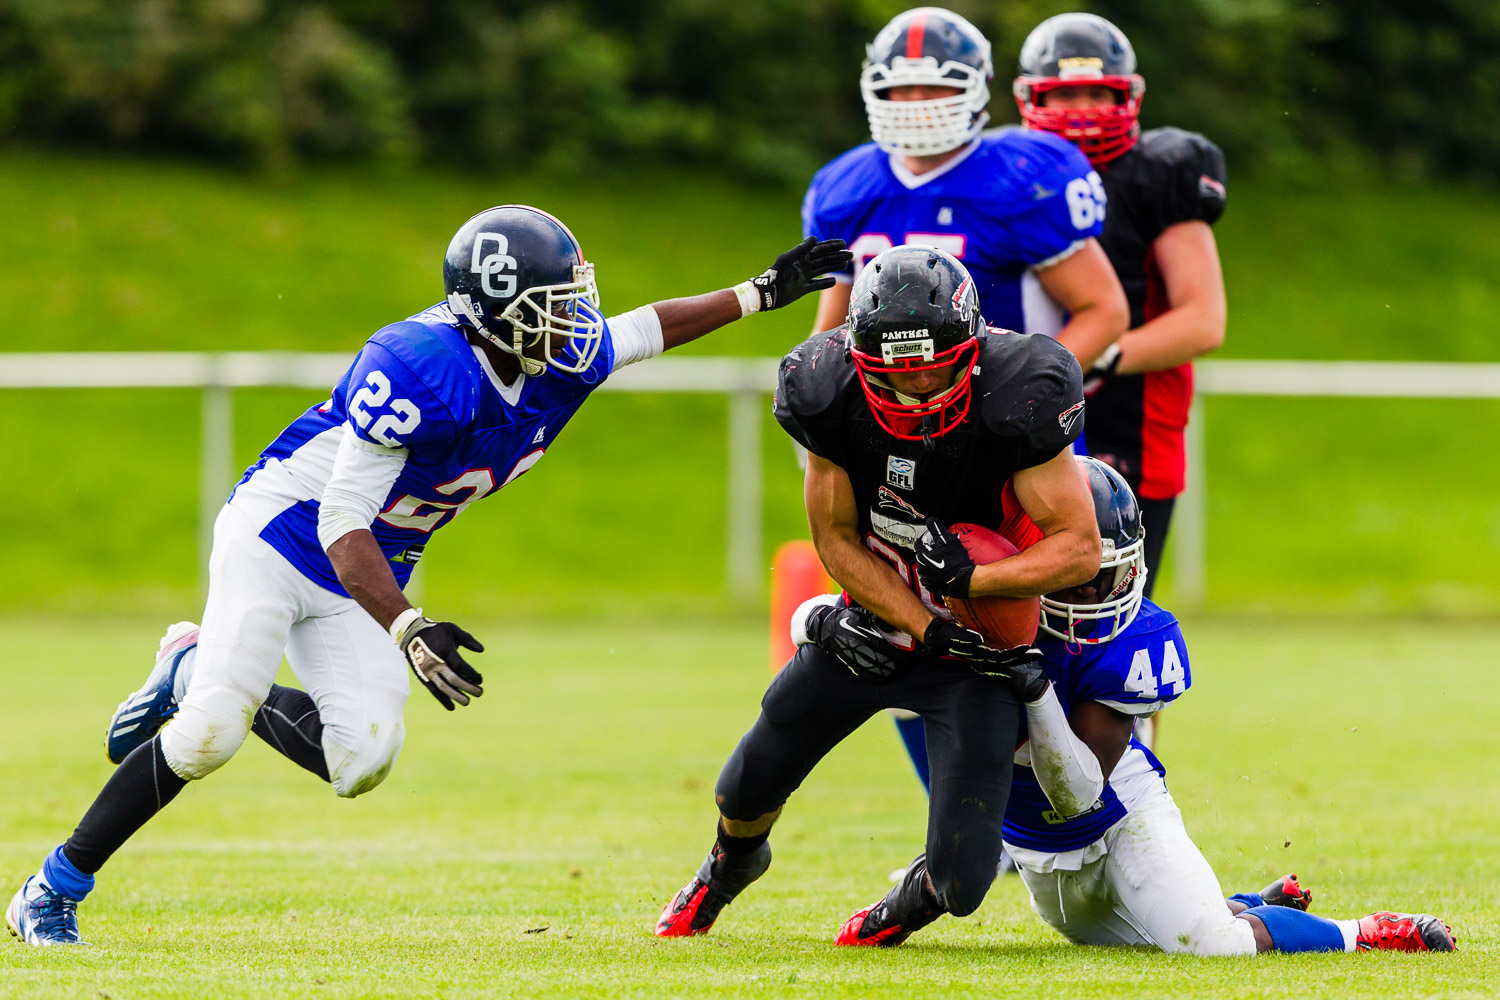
[1014,12,1228,595]
[803,7,1127,368]
[654,245,1101,947]
[813,456,1456,956]
[4,207,851,947]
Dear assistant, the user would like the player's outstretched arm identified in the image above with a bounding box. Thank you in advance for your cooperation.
[649,237,852,352]
[1035,239,1128,369]
[967,447,1101,597]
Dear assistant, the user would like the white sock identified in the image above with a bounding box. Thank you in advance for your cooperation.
[1336,919,1360,952]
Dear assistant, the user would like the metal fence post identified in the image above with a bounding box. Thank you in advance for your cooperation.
[726,389,763,601]
[199,375,233,597]
[1173,390,1207,609]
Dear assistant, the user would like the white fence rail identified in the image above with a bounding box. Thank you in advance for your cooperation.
[6,353,1500,605]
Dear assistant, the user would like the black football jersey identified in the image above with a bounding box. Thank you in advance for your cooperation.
[1086,126,1226,500]
[775,327,1083,588]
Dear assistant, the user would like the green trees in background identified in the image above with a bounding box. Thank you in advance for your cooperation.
[1,1,1496,183]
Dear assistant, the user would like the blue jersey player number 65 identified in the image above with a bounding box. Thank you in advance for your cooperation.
[349,370,422,447]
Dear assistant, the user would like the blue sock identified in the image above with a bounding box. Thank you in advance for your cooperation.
[892,715,931,792]
[1242,904,1345,953]
[1229,891,1266,909]
[41,845,94,901]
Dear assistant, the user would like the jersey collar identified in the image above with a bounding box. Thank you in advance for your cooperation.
[887,137,981,191]
[470,343,527,406]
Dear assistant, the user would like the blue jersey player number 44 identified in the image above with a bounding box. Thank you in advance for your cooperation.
[5,207,851,947]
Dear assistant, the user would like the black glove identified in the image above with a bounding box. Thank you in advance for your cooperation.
[805,603,910,682]
[914,517,976,599]
[397,616,485,710]
[1083,343,1122,397]
[922,619,1046,698]
[746,237,852,312]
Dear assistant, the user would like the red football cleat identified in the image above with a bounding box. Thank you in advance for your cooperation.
[654,841,771,938]
[1356,911,1457,952]
[835,900,912,948]
[1261,873,1313,911]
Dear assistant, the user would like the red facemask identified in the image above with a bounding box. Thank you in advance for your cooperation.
[849,337,980,441]
[1014,75,1144,166]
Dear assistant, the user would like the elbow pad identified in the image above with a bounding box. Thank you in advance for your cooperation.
[1023,687,1105,819]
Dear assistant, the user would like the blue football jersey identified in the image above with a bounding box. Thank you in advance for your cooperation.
[1003,599,1192,854]
[228,302,616,596]
[801,127,1104,334]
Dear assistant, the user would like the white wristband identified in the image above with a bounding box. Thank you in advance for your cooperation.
[733,280,761,318]
[389,607,425,645]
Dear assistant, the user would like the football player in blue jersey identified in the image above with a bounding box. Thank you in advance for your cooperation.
[807,457,1456,954]
[802,7,1128,365]
[5,205,851,947]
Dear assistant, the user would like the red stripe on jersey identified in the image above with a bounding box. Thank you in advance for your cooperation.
[1138,246,1192,499]
[906,14,928,59]
[1000,479,1045,551]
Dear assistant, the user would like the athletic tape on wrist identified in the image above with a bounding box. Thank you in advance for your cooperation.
[733,280,761,318]
[389,607,425,645]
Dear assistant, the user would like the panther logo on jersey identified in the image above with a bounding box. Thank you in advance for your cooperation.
[1059,399,1085,435]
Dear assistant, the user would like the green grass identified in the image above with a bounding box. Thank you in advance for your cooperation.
[2,153,1500,618]
[1,617,1492,998]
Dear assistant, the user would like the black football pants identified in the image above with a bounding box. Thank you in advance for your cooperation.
[715,643,1021,917]
[1140,496,1175,599]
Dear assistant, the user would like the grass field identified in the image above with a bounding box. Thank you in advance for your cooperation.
[3,153,1500,621]
[1,617,1492,998]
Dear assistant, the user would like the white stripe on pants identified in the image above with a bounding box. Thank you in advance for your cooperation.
[1011,786,1257,956]
[160,504,410,797]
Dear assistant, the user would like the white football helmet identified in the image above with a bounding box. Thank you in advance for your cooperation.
[860,8,993,157]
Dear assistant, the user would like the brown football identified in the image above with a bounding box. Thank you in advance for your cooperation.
[942,523,1040,648]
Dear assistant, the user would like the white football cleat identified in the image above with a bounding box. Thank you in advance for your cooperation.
[105,621,199,764]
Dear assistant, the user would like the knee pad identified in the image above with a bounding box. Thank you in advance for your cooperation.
[160,699,254,780]
[324,718,405,798]
[932,865,995,918]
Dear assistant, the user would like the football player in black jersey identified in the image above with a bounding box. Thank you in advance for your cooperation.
[1014,12,1227,599]
[654,246,1101,947]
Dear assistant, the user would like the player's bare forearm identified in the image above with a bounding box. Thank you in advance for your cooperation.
[1037,240,1128,369]
[1069,700,1135,781]
[327,529,411,632]
[1114,221,1225,374]
[805,453,934,638]
[652,290,745,352]
[811,282,852,336]
[969,450,1100,597]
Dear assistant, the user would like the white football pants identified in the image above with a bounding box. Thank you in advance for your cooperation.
[1010,786,1257,957]
[159,504,410,797]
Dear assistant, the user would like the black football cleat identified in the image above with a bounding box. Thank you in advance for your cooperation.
[654,841,771,937]
[1356,911,1457,953]
[1260,873,1313,911]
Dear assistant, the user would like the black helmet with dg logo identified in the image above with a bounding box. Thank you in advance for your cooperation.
[1040,456,1148,644]
[861,7,993,157]
[443,205,604,376]
[846,245,982,443]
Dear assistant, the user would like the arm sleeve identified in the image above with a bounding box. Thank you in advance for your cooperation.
[607,305,665,371]
[1023,685,1105,819]
[316,424,408,552]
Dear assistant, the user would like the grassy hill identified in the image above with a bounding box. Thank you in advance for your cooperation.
[2,153,1497,619]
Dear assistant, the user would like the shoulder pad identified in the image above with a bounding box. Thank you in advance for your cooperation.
[774,327,858,461]
[1135,127,1227,224]
[365,315,478,429]
[966,129,1095,205]
[804,143,895,220]
[971,332,1085,462]
[1073,606,1192,715]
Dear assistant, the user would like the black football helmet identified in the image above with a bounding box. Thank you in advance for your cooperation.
[443,205,603,376]
[846,245,982,442]
[861,7,993,157]
[1040,456,1148,643]
[1014,13,1145,166]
